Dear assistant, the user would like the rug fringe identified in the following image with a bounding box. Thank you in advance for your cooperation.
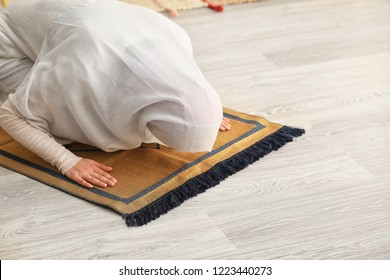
[124,125,305,226]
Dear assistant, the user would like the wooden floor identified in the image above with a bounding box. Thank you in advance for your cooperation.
[1,0,390,259]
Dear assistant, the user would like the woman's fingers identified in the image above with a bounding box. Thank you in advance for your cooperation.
[93,168,117,187]
[65,158,117,189]
[219,117,231,131]
[93,163,117,186]
[73,176,94,189]
[95,161,113,172]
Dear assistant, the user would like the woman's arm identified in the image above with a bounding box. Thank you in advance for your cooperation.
[0,100,117,188]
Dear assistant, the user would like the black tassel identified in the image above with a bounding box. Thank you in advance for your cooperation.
[123,126,305,226]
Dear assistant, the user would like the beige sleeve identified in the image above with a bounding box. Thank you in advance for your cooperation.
[0,100,82,175]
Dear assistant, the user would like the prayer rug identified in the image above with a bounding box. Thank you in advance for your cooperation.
[0,109,304,226]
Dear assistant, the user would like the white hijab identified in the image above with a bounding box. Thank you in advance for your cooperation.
[4,0,222,152]
[0,25,32,104]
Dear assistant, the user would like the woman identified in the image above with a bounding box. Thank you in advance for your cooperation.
[0,0,231,189]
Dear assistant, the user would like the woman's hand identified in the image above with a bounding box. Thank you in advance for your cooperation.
[219,117,231,131]
[65,158,117,189]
